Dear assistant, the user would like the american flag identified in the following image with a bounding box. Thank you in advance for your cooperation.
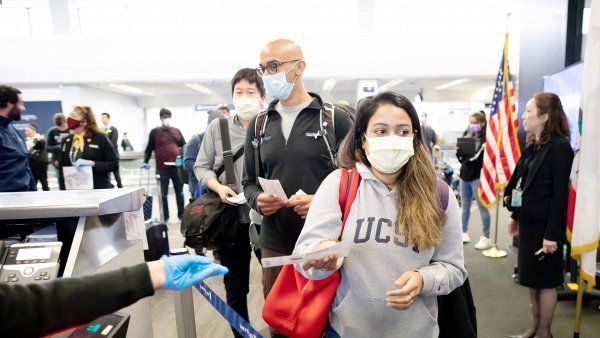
[478,34,521,207]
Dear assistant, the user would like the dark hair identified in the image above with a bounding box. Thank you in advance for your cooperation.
[53,112,66,126]
[530,92,570,145]
[101,112,111,119]
[468,111,487,136]
[218,104,230,113]
[159,108,172,118]
[231,68,266,98]
[338,92,445,249]
[0,85,22,109]
[27,123,39,132]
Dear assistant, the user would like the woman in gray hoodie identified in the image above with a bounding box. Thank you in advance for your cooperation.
[294,92,467,337]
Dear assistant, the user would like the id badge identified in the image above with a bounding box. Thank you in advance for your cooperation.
[511,188,522,207]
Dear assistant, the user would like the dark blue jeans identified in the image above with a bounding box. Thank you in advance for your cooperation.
[326,322,340,338]
[157,167,184,220]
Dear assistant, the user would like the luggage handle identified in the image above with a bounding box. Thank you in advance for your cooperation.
[139,167,152,195]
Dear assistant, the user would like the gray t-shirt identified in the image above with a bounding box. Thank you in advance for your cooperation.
[276,100,312,142]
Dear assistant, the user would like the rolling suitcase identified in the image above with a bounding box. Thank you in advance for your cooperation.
[141,167,170,261]
[144,220,169,261]
[139,168,153,221]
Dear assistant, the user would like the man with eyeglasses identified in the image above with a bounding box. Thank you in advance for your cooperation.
[242,39,352,338]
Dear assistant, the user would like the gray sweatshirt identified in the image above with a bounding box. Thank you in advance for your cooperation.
[293,162,467,337]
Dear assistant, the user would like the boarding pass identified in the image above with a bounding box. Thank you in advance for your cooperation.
[261,241,351,268]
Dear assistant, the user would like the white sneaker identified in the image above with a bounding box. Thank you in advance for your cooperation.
[474,236,493,250]
[462,233,471,243]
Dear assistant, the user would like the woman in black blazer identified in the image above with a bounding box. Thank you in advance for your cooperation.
[58,106,118,189]
[504,93,573,338]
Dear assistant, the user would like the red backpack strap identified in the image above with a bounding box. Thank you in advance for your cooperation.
[338,168,361,238]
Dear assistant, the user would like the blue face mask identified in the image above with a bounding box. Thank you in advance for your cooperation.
[262,62,299,100]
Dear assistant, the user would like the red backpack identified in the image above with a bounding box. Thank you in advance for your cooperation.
[262,168,361,338]
[262,168,450,338]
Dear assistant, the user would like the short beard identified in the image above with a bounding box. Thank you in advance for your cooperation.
[8,107,21,121]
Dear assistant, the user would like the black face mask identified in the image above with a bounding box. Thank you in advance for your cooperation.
[7,106,22,121]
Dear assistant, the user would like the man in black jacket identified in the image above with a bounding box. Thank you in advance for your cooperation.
[101,112,123,188]
[46,113,70,190]
[24,123,50,191]
[242,39,352,337]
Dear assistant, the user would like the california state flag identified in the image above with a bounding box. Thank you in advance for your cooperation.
[567,0,600,289]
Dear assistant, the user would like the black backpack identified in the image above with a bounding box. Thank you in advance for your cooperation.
[180,118,243,250]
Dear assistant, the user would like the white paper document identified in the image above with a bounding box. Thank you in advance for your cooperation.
[226,192,247,205]
[261,241,351,268]
[124,209,149,250]
[63,166,94,190]
[258,177,288,200]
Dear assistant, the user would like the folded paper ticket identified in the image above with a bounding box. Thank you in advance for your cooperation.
[261,241,350,268]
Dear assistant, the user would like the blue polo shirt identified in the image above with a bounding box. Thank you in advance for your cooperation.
[0,115,36,192]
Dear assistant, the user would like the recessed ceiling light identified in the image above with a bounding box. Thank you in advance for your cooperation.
[184,83,213,95]
[108,84,154,96]
[379,79,405,92]
[435,78,470,91]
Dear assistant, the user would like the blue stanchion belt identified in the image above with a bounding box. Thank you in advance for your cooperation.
[194,281,263,338]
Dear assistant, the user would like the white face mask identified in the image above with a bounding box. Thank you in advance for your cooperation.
[262,61,299,100]
[233,97,261,120]
[162,118,171,127]
[365,135,414,174]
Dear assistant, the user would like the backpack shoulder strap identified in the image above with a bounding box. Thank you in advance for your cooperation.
[320,102,339,168]
[253,111,269,147]
[322,101,336,131]
[252,111,269,183]
[338,168,361,238]
[436,178,450,211]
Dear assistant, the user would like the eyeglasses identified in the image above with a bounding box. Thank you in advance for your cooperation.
[255,59,300,77]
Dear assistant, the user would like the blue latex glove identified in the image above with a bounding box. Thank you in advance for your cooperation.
[161,255,228,290]
[141,163,151,169]
[74,158,94,170]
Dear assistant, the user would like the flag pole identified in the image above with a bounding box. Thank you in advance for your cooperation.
[483,183,507,258]
[573,258,586,338]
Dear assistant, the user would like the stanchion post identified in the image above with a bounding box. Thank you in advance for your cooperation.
[170,248,197,338]
[173,287,197,338]
[483,183,508,258]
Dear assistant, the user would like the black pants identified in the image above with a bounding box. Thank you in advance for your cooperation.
[157,167,184,220]
[30,163,49,191]
[218,222,260,338]
[111,169,123,188]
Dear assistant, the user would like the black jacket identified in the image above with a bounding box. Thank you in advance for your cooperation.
[438,277,477,338]
[58,132,119,189]
[46,126,70,162]
[103,125,119,157]
[0,263,154,338]
[456,130,485,181]
[504,135,573,242]
[242,93,353,254]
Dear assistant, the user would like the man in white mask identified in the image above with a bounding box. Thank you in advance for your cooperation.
[242,39,353,338]
[194,68,265,338]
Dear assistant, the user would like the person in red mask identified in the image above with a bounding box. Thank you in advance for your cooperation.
[58,105,118,190]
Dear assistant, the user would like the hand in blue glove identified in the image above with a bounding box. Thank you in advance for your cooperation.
[74,158,94,170]
[159,255,228,290]
[141,163,151,169]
